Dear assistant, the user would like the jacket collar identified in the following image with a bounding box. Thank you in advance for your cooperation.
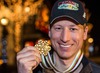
[80,56,93,73]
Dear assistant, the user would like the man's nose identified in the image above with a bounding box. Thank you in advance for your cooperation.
[60,28,71,43]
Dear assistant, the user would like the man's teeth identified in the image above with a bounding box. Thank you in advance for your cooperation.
[60,45,71,48]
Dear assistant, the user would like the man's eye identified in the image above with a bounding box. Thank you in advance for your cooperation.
[55,27,62,30]
[70,28,77,31]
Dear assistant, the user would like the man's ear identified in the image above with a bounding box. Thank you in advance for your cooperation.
[48,26,51,38]
[84,26,88,40]
[48,31,51,38]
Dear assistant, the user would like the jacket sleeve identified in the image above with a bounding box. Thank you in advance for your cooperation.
[33,65,42,73]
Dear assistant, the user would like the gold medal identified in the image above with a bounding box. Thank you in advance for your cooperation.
[35,40,51,56]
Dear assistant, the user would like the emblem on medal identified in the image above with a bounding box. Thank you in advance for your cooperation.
[35,40,51,56]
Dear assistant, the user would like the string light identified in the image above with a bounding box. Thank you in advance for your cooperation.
[1,17,9,26]
[88,38,93,43]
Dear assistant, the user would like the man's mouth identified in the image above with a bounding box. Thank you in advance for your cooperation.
[60,44,72,48]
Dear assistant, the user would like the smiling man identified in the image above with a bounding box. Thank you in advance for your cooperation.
[17,0,100,73]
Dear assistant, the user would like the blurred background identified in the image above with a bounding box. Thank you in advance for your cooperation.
[0,0,100,73]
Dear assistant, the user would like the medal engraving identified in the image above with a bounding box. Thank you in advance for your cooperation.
[35,40,51,56]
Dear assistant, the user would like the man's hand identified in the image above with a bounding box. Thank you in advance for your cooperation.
[17,46,41,73]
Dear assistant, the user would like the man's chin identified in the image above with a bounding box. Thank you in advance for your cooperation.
[58,53,72,60]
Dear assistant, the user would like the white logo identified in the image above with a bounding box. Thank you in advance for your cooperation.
[83,12,86,18]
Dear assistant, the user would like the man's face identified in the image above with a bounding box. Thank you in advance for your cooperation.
[49,20,88,59]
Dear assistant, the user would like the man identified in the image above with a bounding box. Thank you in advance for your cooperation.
[17,0,100,73]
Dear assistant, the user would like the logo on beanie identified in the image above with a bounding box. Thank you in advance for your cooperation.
[58,1,79,10]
